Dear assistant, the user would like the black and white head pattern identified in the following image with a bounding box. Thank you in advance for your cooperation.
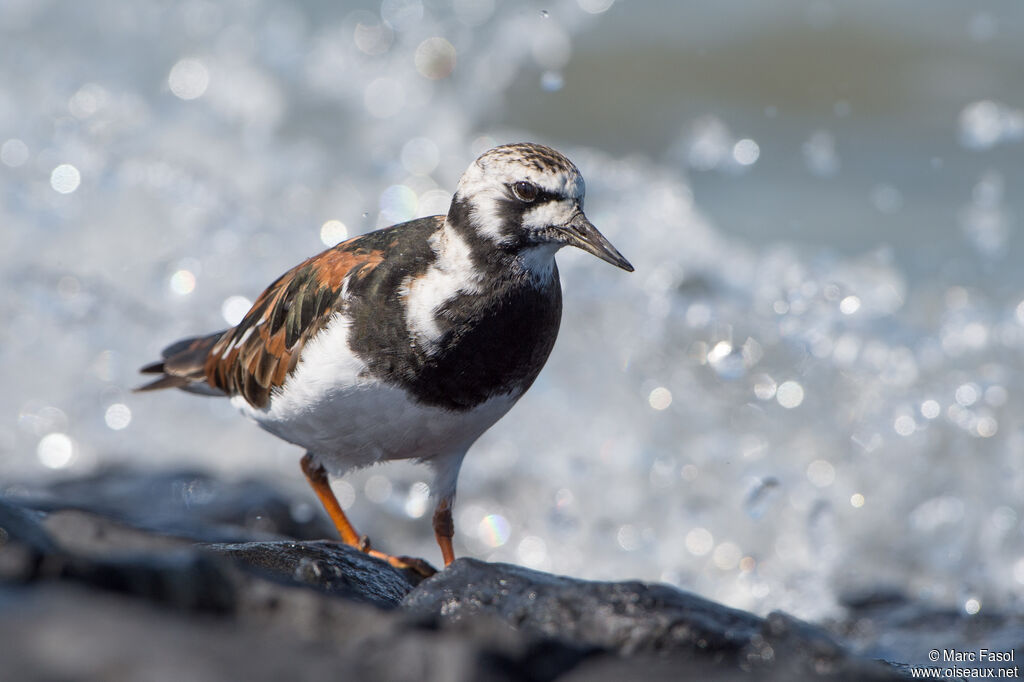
[451,143,586,249]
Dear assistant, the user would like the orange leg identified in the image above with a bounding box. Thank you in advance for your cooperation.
[300,453,436,577]
[300,453,362,546]
[433,499,455,567]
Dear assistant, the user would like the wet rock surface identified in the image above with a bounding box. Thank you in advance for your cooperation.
[0,469,909,681]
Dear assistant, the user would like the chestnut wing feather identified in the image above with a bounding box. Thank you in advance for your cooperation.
[205,242,385,407]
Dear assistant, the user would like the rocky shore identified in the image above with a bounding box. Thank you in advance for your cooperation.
[0,469,909,680]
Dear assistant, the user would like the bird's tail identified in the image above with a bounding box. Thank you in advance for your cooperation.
[135,331,227,396]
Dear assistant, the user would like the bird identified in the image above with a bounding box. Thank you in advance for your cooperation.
[137,142,633,575]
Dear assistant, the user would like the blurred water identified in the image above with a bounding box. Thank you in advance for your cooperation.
[3,0,1024,634]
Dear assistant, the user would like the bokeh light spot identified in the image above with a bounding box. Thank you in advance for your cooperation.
[648,386,672,411]
[478,514,510,547]
[401,137,440,176]
[713,542,742,570]
[50,164,81,194]
[169,269,196,296]
[959,100,1023,149]
[617,524,641,551]
[221,295,252,326]
[334,481,356,508]
[976,416,998,438]
[955,383,979,407]
[753,374,777,400]
[320,219,348,246]
[1,138,29,167]
[517,535,547,567]
[839,295,861,315]
[732,138,760,166]
[404,481,430,518]
[104,404,132,430]
[418,189,452,217]
[414,37,456,80]
[920,399,941,419]
[168,58,210,100]
[38,433,75,469]
[776,381,804,408]
[893,415,916,436]
[364,475,393,503]
[806,459,836,487]
[578,0,615,13]
[685,527,713,556]
[379,184,418,224]
[353,12,393,55]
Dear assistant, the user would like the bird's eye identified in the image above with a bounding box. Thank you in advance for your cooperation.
[511,181,539,203]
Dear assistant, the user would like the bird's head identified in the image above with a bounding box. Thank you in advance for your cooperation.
[448,143,633,273]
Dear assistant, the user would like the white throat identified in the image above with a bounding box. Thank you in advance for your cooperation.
[515,243,561,281]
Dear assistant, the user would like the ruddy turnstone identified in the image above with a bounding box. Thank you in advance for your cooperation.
[138,142,632,574]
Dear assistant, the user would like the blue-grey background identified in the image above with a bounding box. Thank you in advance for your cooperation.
[3,0,1023,661]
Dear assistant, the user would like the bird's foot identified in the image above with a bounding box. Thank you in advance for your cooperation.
[354,532,436,577]
[364,547,437,578]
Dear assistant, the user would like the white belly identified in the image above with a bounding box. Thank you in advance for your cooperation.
[230,313,517,475]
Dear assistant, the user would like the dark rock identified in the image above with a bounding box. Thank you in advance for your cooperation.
[0,498,57,581]
[0,584,574,682]
[43,507,196,556]
[402,557,762,657]
[3,500,415,612]
[206,540,415,608]
[58,548,238,613]
[1,498,237,612]
[1,471,913,681]
[833,588,1024,673]
[9,466,334,542]
[403,558,908,680]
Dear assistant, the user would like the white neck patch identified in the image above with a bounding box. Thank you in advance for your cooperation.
[399,223,484,355]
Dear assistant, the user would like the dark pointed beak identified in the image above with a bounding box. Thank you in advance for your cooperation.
[558,211,634,272]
